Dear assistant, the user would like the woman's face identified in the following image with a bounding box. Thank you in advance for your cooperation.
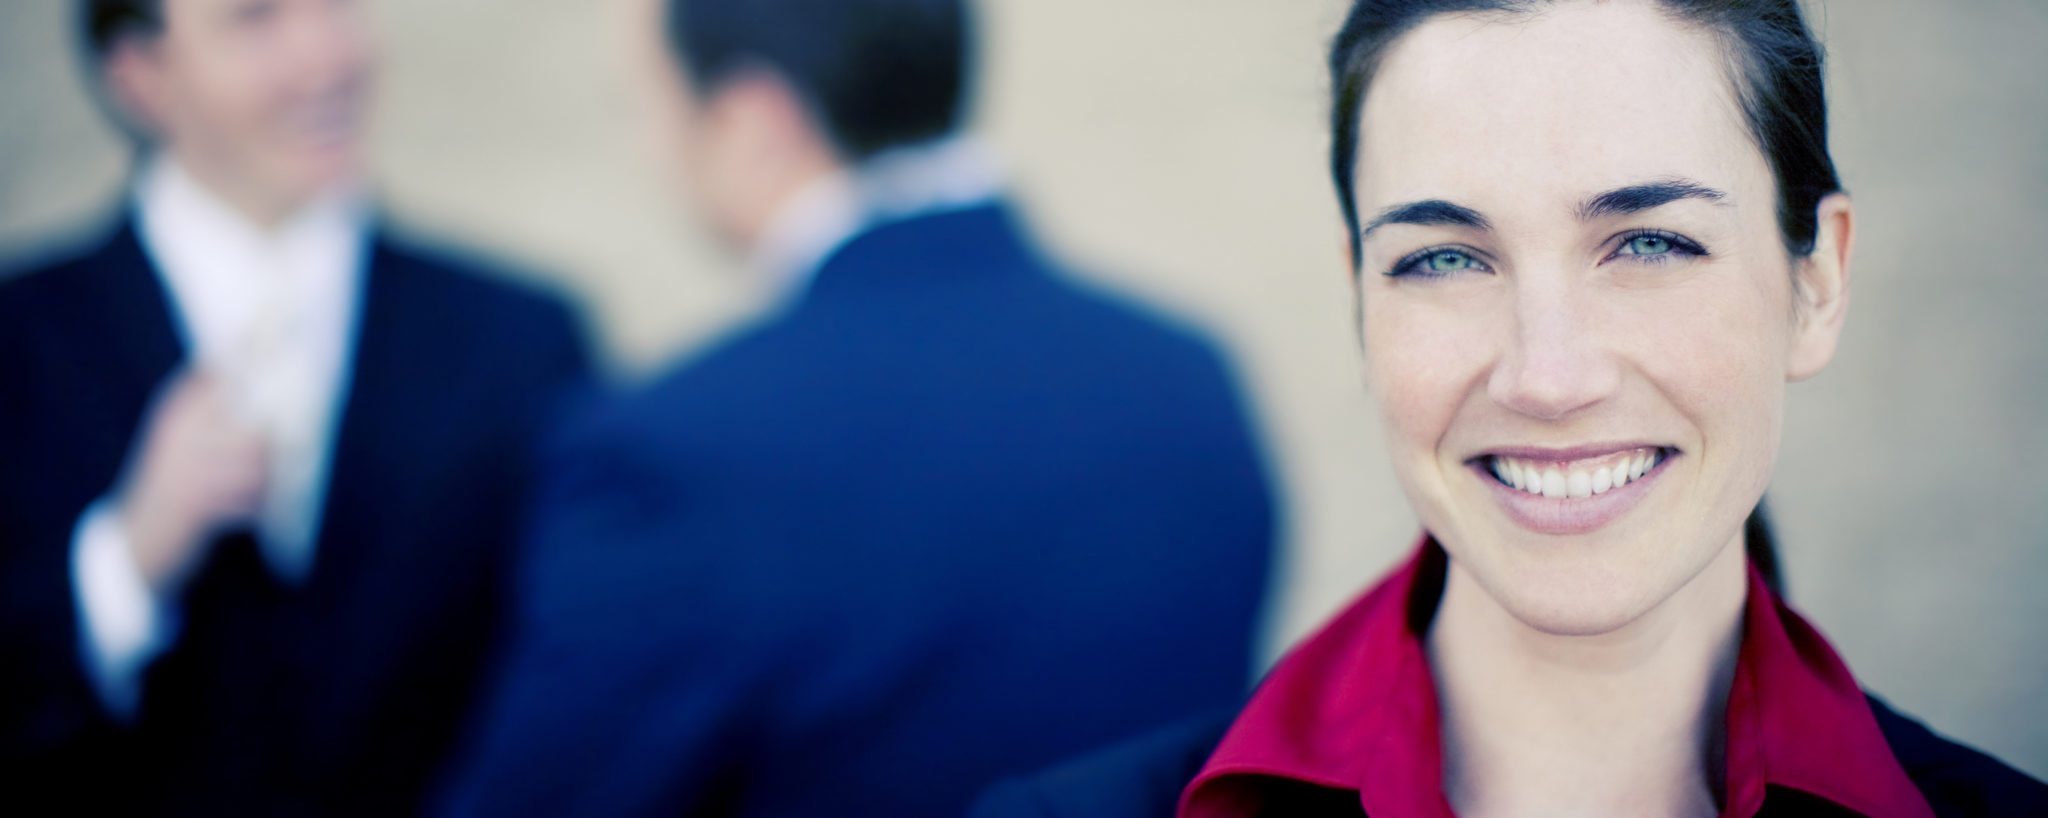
[1352,0,1850,635]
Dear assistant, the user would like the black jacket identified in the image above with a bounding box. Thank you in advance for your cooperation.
[0,221,590,816]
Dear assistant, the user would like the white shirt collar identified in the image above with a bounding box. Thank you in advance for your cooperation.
[134,155,369,366]
[748,135,1005,306]
[132,154,369,583]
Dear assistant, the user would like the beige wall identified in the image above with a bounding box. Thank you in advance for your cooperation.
[3,0,2043,779]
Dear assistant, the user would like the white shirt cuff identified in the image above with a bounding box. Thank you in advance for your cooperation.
[70,501,178,720]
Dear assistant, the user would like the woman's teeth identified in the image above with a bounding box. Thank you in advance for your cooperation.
[1488,448,1662,499]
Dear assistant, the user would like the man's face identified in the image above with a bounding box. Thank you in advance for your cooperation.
[110,0,374,217]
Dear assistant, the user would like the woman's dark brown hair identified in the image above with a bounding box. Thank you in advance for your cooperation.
[1328,0,1841,269]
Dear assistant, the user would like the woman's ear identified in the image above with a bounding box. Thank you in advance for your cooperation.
[1786,193,1854,382]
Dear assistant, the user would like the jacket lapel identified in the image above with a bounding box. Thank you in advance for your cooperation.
[304,237,406,593]
[86,221,187,397]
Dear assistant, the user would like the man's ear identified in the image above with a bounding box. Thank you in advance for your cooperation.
[690,63,843,246]
[101,36,167,136]
[705,64,835,168]
[1786,193,1855,382]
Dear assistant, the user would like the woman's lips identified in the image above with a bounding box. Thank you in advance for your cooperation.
[1469,446,1675,535]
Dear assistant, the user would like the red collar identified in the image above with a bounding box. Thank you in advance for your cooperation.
[1179,536,1934,818]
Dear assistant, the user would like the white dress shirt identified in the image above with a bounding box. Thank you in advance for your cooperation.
[71,156,367,717]
[749,135,1005,305]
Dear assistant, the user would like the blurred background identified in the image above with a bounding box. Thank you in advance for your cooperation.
[2,0,2042,780]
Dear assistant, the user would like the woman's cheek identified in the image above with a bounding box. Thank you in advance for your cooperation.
[1633,274,1787,485]
[1365,299,1492,459]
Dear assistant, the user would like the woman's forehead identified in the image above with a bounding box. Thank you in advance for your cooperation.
[1355,1,1765,220]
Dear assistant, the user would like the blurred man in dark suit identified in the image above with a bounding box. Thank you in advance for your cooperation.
[436,1,1275,816]
[0,1,590,814]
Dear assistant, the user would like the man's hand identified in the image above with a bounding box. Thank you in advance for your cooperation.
[110,370,267,596]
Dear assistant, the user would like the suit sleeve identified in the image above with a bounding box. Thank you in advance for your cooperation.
[0,495,129,768]
[0,324,131,770]
[431,407,766,818]
[69,501,179,719]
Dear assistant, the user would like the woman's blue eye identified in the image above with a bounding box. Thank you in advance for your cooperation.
[1624,235,1672,255]
[1390,247,1486,277]
[1612,231,1707,264]
[1426,251,1475,272]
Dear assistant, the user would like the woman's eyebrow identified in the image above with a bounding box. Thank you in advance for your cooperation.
[1577,178,1728,221]
[1360,179,1727,240]
[1361,199,1491,238]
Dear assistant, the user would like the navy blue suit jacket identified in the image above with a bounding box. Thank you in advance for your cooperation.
[0,220,590,816]
[438,203,1276,818]
[969,698,2048,817]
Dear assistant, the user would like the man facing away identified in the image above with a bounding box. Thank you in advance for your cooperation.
[436,1,1276,816]
[0,1,590,814]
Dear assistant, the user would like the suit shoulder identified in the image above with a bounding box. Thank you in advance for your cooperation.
[970,710,1233,818]
[1041,270,1230,360]
[971,269,1249,427]
[0,230,121,308]
[536,312,802,457]
[1042,272,1268,432]
[373,234,590,360]
[622,308,814,407]
[1868,694,2048,816]
[0,263,63,329]
[376,237,573,321]
[0,228,142,353]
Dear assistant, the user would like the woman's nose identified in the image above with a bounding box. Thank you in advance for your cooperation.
[1486,281,1621,421]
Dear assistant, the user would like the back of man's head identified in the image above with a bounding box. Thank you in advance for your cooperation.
[664,0,973,160]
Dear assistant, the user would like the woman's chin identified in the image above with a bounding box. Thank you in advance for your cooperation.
[1497,590,1664,638]
[1448,535,1679,636]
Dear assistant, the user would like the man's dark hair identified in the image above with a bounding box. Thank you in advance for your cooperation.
[78,0,166,143]
[1327,0,1843,269]
[83,0,164,62]
[663,0,973,161]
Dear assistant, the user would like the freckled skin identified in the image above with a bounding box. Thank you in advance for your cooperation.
[1350,1,1843,636]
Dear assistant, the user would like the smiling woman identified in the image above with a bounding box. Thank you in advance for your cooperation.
[1349,0,1830,646]
[970,1,2047,816]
